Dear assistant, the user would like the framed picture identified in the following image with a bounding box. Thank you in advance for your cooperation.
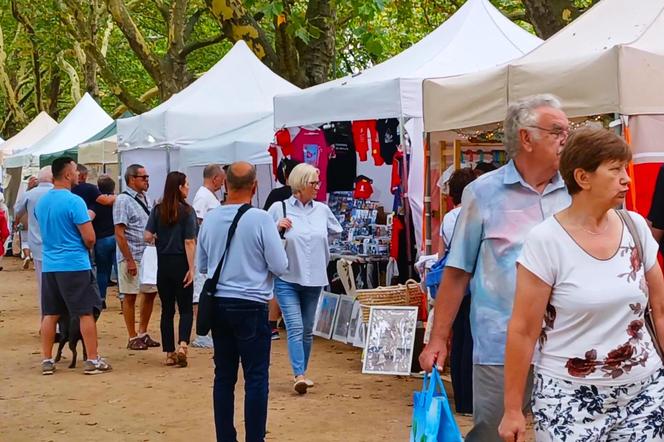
[353,320,366,349]
[362,306,419,376]
[313,292,340,339]
[346,301,362,344]
[332,296,355,342]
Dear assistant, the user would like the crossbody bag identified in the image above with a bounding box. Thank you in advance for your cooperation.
[196,203,252,336]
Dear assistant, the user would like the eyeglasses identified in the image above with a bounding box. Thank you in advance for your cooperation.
[308,181,321,188]
[527,125,570,141]
[133,175,150,180]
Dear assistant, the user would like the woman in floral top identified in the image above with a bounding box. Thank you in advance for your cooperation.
[499,127,664,441]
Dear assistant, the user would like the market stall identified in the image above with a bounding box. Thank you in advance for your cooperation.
[423,0,664,227]
[117,41,299,202]
[273,0,542,265]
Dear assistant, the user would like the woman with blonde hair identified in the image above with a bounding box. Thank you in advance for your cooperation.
[268,163,342,394]
[499,127,664,441]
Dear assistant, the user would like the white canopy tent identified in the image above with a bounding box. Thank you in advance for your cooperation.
[4,94,112,169]
[423,0,664,132]
[273,0,542,253]
[0,112,57,161]
[117,40,299,202]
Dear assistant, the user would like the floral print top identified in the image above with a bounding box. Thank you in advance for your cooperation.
[518,210,662,385]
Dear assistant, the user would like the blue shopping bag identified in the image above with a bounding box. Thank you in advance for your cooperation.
[410,369,463,442]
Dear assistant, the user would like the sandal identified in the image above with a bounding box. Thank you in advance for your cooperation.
[164,353,177,366]
[176,343,188,368]
[127,337,148,350]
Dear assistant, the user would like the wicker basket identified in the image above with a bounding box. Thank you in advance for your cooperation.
[356,279,424,323]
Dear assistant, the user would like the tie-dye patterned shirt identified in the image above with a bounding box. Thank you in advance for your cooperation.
[446,160,571,364]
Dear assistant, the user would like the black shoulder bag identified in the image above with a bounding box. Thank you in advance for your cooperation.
[618,209,664,360]
[196,203,252,336]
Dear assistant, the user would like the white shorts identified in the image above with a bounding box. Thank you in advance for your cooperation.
[118,260,158,295]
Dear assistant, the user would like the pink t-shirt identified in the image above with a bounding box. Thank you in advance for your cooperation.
[291,129,333,202]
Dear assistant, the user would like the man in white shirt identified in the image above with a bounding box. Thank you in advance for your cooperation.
[191,164,225,348]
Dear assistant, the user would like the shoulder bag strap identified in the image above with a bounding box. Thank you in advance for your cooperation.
[122,191,150,215]
[618,209,644,272]
[209,204,252,288]
[279,200,287,239]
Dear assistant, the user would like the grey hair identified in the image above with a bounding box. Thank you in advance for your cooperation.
[503,94,563,158]
[124,164,144,185]
[37,166,53,183]
[203,163,224,180]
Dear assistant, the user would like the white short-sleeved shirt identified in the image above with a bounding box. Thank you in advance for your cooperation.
[519,210,662,385]
[439,206,461,251]
[192,186,220,220]
[267,196,342,287]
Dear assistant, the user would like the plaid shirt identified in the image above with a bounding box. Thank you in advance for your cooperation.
[113,187,151,262]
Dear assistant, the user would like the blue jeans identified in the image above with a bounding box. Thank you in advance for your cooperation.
[274,278,322,377]
[94,235,116,300]
[211,297,271,442]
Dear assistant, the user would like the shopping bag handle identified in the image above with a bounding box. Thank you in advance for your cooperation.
[423,369,448,404]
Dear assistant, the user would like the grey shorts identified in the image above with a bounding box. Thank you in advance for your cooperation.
[42,270,102,316]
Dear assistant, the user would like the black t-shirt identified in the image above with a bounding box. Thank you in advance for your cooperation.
[72,182,101,209]
[263,186,292,211]
[324,121,357,191]
[92,200,115,239]
[649,165,664,230]
[145,203,197,255]
[376,118,400,165]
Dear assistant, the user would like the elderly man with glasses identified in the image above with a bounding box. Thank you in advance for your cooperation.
[419,94,572,442]
[113,164,161,351]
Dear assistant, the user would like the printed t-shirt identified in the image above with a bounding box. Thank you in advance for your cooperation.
[291,129,333,201]
[323,121,357,192]
[352,120,379,162]
[376,118,400,165]
[72,182,101,209]
[519,211,662,385]
[35,189,92,272]
[354,175,373,200]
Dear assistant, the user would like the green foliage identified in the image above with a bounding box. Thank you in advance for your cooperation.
[0,0,550,137]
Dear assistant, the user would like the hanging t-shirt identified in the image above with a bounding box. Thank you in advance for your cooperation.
[377,118,400,165]
[275,128,293,156]
[354,175,374,200]
[291,128,333,201]
[352,120,379,162]
[324,121,357,192]
[268,143,279,179]
[519,211,662,385]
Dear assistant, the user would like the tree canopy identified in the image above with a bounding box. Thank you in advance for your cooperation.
[0,0,597,137]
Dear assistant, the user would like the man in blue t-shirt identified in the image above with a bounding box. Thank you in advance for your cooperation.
[35,157,111,376]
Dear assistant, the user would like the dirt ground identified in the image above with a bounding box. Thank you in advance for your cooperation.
[0,256,534,441]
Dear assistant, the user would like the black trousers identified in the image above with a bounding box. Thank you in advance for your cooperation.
[450,294,473,414]
[157,254,193,352]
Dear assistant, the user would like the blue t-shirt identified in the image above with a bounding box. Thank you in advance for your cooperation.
[35,189,92,272]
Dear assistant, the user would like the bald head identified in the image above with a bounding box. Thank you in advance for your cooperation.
[226,161,256,192]
[38,166,53,183]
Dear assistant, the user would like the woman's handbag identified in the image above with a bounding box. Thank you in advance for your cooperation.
[410,369,463,442]
[139,245,158,285]
[196,204,252,336]
[618,209,664,360]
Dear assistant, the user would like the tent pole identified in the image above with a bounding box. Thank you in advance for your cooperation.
[424,131,432,256]
[400,115,414,278]
[166,145,172,173]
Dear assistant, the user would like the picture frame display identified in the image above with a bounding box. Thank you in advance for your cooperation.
[332,296,355,342]
[346,301,362,344]
[362,306,419,376]
[313,292,341,339]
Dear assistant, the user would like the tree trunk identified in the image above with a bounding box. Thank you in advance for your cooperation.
[521,0,580,39]
[298,0,335,86]
[47,68,62,120]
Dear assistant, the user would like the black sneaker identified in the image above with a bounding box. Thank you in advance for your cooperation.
[271,329,280,340]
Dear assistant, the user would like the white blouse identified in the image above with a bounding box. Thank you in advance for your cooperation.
[268,196,342,287]
[519,211,662,385]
